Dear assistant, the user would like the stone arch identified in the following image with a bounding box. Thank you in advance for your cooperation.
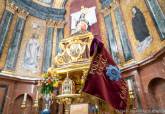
[144,75,165,92]
[12,94,33,114]
[148,78,165,110]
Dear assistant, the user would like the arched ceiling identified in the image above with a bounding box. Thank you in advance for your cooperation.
[9,0,67,20]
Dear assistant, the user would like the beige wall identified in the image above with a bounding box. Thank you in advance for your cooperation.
[0,0,5,20]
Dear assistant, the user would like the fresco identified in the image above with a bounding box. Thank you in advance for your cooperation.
[132,6,152,52]
[23,34,40,73]
[15,16,46,77]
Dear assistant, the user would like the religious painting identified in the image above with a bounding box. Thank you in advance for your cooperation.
[132,6,152,52]
[23,34,40,72]
[71,6,97,34]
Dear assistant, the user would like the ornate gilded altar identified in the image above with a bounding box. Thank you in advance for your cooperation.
[47,32,105,114]
[50,32,93,94]
[40,32,132,114]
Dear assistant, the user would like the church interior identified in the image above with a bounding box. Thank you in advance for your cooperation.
[0,0,165,114]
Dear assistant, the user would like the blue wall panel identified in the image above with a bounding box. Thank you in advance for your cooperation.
[104,15,119,64]
[114,8,133,61]
[146,0,165,40]
[5,18,25,70]
[42,27,54,72]
[0,10,13,56]
[56,28,64,55]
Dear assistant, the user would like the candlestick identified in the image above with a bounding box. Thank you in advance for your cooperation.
[127,80,133,91]
[23,93,27,102]
[33,90,39,108]
[21,93,27,108]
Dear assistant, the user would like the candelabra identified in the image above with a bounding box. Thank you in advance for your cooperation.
[129,90,136,110]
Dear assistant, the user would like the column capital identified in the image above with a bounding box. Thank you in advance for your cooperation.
[6,2,18,13]
[46,19,66,28]
[112,1,120,10]
[100,7,110,16]
[56,20,66,28]
[17,8,29,19]
[46,19,57,27]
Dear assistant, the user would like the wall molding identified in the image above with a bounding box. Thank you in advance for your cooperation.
[121,46,165,72]
[10,0,66,20]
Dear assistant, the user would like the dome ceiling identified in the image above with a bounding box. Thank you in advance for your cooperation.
[10,0,67,20]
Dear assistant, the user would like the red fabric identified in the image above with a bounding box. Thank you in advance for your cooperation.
[83,38,128,111]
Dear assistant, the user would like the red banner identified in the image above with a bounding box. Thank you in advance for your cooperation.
[83,37,128,111]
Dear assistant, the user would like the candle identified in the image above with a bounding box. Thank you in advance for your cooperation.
[23,93,27,102]
[36,91,39,100]
[127,80,133,91]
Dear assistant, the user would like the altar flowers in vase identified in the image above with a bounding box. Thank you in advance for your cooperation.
[82,37,129,113]
[40,73,59,114]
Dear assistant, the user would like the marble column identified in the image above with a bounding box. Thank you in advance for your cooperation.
[42,20,54,72]
[114,7,133,61]
[0,6,15,56]
[104,14,119,64]
[5,9,29,70]
[55,21,65,55]
[146,0,165,40]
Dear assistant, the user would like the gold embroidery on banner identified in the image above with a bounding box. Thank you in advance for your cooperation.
[89,54,108,75]
[120,80,128,103]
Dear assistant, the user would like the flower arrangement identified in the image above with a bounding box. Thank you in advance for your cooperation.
[40,73,59,95]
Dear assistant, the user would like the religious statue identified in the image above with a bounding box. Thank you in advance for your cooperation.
[23,34,40,72]
[132,6,152,52]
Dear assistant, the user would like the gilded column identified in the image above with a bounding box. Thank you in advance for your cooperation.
[0,3,16,56]
[5,8,29,70]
